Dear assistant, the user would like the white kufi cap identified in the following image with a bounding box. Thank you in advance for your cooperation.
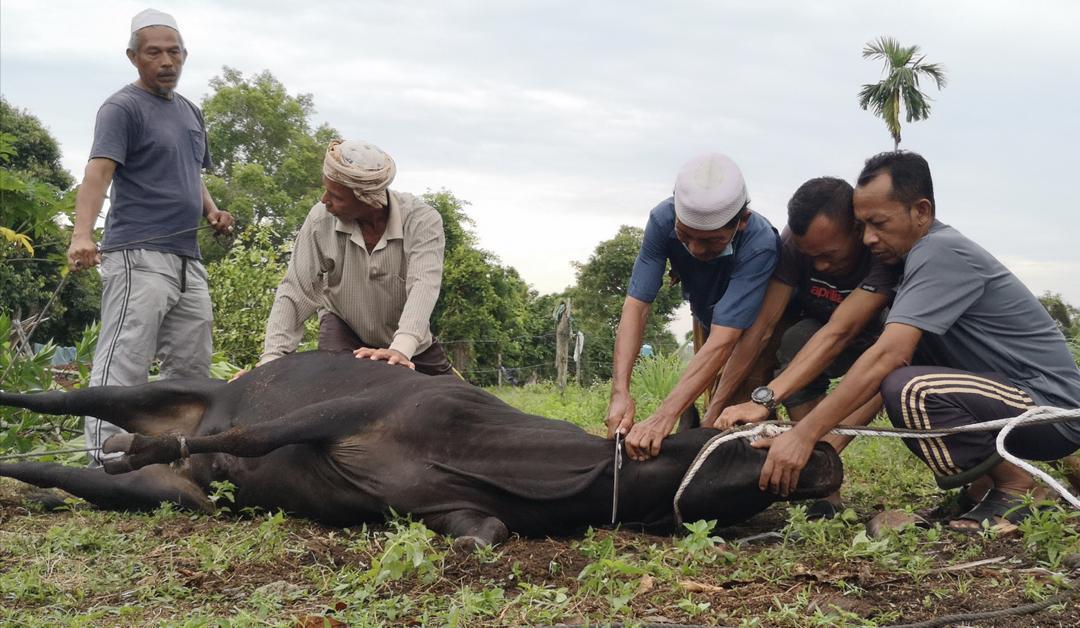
[673,153,748,230]
[131,8,179,33]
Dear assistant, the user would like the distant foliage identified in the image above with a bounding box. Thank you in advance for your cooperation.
[0,97,75,189]
[426,190,555,384]
[568,225,681,382]
[1038,292,1080,366]
[0,314,97,456]
[857,36,947,150]
[206,227,291,366]
[0,123,100,346]
[200,67,339,259]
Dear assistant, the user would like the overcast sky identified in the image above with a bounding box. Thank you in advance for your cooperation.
[2,1,1078,336]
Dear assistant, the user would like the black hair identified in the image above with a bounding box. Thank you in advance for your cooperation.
[786,177,854,236]
[856,151,935,214]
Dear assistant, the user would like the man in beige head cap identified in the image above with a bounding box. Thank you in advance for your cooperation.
[68,8,233,467]
[251,139,452,374]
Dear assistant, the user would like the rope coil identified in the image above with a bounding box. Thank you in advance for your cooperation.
[672,406,1080,527]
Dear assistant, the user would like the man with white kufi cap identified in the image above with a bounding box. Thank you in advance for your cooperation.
[248,139,452,376]
[68,8,233,468]
[605,153,780,462]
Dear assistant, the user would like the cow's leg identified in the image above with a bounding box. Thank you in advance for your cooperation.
[0,379,223,438]
[0,462,214,513]
[101,397,369,473]
[424,510,509,550]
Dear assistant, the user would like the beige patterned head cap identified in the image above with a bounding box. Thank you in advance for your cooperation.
[323,139,396,207]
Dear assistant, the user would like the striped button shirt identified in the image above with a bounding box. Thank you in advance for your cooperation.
[259,190,444,364]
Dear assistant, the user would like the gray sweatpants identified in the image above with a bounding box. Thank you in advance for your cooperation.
[85,249,212,467]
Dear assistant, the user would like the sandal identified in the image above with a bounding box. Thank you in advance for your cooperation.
[948,489,1032,533]
[924,485,983,521]
[806,498,842,521]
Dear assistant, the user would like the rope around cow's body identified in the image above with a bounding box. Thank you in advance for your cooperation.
[669,406,1080,528]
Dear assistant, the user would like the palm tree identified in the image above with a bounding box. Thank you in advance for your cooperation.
[858,36,947,150]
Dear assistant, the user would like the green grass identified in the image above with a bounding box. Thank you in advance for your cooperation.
[2,373,1079,626]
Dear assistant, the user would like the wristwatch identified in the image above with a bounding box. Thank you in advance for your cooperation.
[751,386,778,411]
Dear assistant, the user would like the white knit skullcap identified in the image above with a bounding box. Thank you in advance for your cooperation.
[131,8,179,33]
[673,153,749,230]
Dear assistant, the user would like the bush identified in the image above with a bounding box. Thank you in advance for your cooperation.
[0,314,96,455]
[206,227,291,366]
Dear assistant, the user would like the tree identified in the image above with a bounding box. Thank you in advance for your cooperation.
[1040,292,1079,336]
[199,68,338,258]
[206,226,295,366]
[857,36,947,150]
[424,190,546,384]
[0,97,75,189]
[0,108,100,346]
[567,225,682,382]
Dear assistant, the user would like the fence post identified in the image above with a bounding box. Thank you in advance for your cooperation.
[574,331,584,386]
[497,352,503,387]
[555,300,571,391]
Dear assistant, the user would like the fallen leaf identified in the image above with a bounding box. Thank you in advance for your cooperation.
[296,616,346,628]
[680,579,725,593]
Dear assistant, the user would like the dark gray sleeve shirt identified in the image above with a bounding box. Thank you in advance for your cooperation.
[91,84,212,259]
[887,221,1080,444]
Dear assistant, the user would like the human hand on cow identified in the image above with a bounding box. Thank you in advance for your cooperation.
[715,401,770,431]
[624,411,678,461]
[752,429,814,497]
[605,393,636,439]
[354,347,415,369]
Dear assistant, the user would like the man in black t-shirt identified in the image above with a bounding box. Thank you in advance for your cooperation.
[703,178,899,513]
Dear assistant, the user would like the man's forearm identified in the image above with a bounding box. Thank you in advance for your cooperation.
[657,329,739,419]
[769,325,850,401]
[610,298,648,396]
[72,174,110,237]
[201,179,219,216]
[710,280,793,412]
[710,326,770,411]
[792,345,906,442]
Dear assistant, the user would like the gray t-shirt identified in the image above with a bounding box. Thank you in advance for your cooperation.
[887,221,1080,444]
[91,84,212,259]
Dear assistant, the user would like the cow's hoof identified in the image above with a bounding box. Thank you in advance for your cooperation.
[102,433,135,454]
[452,535,490,553]
[102,456,135,475]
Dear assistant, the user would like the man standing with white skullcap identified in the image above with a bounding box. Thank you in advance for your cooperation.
[68,9,233,467]
[252,139,452,375]
[606,153,780,460]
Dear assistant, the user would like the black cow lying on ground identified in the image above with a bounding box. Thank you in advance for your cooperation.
[0,352,842,546]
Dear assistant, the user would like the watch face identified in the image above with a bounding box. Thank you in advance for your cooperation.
[752,387,773,404]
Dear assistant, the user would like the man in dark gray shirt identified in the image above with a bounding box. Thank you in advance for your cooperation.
[752,151,1079,531]
[67,9,233,467]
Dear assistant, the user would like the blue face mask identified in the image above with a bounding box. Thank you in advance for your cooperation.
[681,239,736,260]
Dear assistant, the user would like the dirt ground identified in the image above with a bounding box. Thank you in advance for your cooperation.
[2,479,1077,626]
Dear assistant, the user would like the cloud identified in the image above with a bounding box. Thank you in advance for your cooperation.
[2,0,1076,313]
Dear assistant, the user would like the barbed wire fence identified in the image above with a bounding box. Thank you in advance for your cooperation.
[441,300,672,387]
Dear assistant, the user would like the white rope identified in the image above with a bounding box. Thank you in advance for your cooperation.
[997,408,1080,509]
[672,406,1080,527]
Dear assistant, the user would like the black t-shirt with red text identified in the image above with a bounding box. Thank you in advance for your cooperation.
[773,228,901,326]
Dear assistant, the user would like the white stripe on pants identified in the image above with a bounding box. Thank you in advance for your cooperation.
[85,249,212,466]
